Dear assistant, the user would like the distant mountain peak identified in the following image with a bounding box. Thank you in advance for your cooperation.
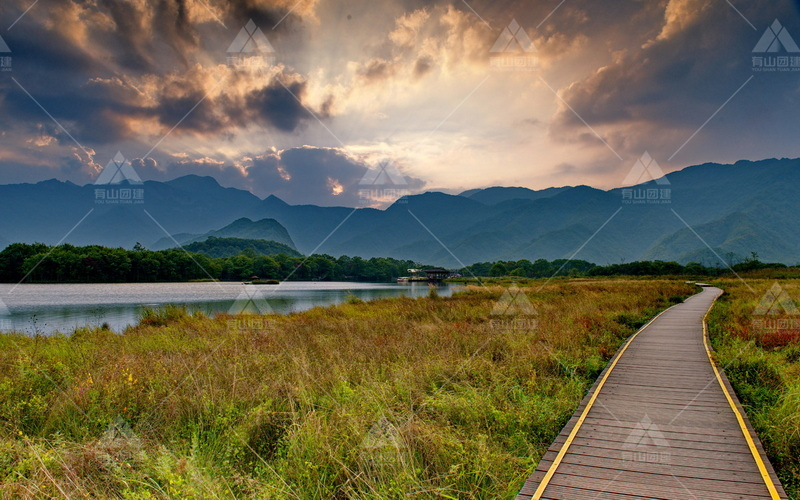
[37,179,68,187]
[150,216,297,251]
[231,217,255,224]
[263,194,289,205]
[165,174,223,190]
[1,157,799,264]
[463,185,573,205]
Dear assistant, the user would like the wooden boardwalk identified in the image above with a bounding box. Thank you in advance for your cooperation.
[517,286,787,500]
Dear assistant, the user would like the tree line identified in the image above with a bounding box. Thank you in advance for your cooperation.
[463,255,788,279]
[0,243,425,283]
[0,243,789,284]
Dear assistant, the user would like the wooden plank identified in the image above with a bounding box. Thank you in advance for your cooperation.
[558,439,759,463]
[554,453,767,483]
[515,286,788,500]
[547,463,772,497]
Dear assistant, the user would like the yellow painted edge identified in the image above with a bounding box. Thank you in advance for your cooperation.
[701,290,782,499]
[530,298,682,499]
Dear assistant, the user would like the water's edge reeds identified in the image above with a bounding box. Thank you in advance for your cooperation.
[0,280,702,498]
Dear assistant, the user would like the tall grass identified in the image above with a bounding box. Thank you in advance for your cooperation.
[0,280,694,498]
[708,279,800,499]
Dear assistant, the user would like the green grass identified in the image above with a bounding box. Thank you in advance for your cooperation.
[708,279,800,499]
[0,279,695,498]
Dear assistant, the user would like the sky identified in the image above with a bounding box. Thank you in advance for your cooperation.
[0,0,798,207]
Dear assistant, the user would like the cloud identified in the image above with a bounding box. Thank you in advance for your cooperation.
[245,146,424,206]
[114,146,426,208]
[413,55,434,78]
[130,157,158,171]
[245,78,319,131]
[648,0,713,46]
[2,0,800,199]
[356,58,396,83]
[228,0,321,28]
[545,0,800,170]
[0,0,328,148]
[134,155,248,189]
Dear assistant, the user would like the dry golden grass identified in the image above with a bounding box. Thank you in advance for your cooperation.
[708,278,800,498]
[0,279,694,498]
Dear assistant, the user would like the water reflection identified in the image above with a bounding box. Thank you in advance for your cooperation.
[0,282,453,335]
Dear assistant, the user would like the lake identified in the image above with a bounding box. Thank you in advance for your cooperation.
[0,282,457,335]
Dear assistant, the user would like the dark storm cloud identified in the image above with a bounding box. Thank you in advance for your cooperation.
[547,1,800,160]
[247,147,370,205]
[154,87,229,136]
[246,147,425,206]
[109,147,426,208]
[100,0,158,72]
[228,0,280,26]
[0,0,321,146]
[151,77,321,136]
[130,157,158,172]
[0,26,99,76]
[358,58,395,82]
[0,83,139,145]
[244,79,314,131]
[413,55,434,78]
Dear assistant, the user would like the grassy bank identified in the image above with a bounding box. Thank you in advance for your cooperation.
[708,279,800,499]
[0,280,694,498]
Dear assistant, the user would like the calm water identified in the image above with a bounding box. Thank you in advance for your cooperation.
[0,282,455,335]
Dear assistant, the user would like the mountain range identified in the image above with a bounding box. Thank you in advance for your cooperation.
[151,217,297,250]
[1,157,798,267]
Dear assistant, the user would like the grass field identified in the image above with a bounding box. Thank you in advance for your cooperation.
[0,280,694,499]
[707,278,800,499]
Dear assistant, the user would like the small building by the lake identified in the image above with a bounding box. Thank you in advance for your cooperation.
[424,268,449,281]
